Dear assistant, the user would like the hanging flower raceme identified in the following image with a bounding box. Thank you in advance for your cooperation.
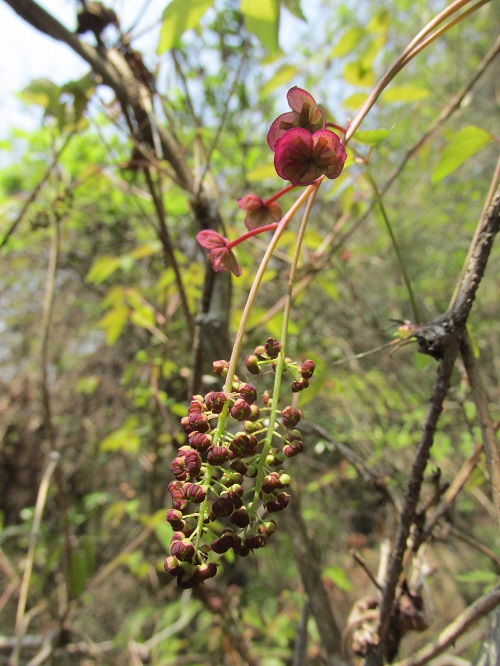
[163,339,317,588]
[274,127,347,186]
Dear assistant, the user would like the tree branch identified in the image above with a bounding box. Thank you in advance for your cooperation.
[392,584,500,666]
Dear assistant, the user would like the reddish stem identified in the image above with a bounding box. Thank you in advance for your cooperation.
[263,183,296,206]
[227,222,280,249]
[326,122,347,135]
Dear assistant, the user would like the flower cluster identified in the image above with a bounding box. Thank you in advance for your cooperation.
[164,339,316,588]
[196,87,347,276]
[268,87,347,186]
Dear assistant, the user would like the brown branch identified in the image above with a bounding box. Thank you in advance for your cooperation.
[143,168,195,339]
[392,584,500,666]
[460,335,500,522]
[282,493,347,666]
[365,181,500,664]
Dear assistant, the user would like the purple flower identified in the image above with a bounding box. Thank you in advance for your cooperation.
[267,87,326,152]
[237,194,282,231]
[274,128,347,186]
[196,230,242,277]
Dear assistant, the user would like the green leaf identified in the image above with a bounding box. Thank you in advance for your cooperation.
[382,85,429,104]
[432,126,491,183]
[99,306,129,345]
[18,78,60,111]
[246,163,277,182]
[76,375,101,395]
[260,65,298,99]
[100,418,141,455]
[86,256,121,284]
[351,128,391,146]
[343,62,374,87]
[323,566,353,592]
[241,0,280,53]
[280,0,306,21]
[330,26,365,57]
[157,0,214,54]
[343,92,368,110]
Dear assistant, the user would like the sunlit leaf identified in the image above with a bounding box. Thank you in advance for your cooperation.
[157,0,214,53]
[18,78,60,110]
[342,92,369,110]
[432,126,491,183]
[246,163,277,182]
[100,418,140,454]
[86,256,121,284]
[260,65,298,98]
[382,85,429,103]
[99,306,129,344]
[76,375,101,395]
[351,128,391,146]
[281,0,306,21]
[323,566,353,592]
[330,26,365,57]
[343,62,374,87]
[240,0,280,53]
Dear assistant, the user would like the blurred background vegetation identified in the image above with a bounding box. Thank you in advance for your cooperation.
[0,0,498,664]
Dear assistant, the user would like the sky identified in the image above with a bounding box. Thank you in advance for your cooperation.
[0,1,167,138]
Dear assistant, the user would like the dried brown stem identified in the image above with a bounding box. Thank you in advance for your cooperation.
[460,335,500,522]
[282,494,347,666]
[392,584,500,666]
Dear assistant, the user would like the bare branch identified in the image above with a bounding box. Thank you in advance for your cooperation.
[392,584,500,666]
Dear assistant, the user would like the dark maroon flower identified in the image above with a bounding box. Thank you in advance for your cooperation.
[182,483,207,503]
[170,537,195,561]
[238,194,282,231]
[204,391,227,413]
[207,445,229,465]
[274,128,347,186]
[245,354,261,375]
[230,398,252,421]
[197,230,242,277]
[267,86,326,151]
[299,360,316,379]
[281,406,303,428]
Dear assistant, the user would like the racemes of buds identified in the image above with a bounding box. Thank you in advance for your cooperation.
[164,341,317,587]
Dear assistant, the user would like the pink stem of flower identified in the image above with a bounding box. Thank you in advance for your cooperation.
[326,122,347,135]
[227,223,280,249]
[263,183,296,206]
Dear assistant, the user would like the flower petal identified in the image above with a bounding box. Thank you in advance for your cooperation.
[267,112,298,151]
[286,86,317,113]
[210,247,242,277]
[196,229,229,250]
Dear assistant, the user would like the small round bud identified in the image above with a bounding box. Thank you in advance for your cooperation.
[264,337,281,359]
[238,383,257,404]
[245,354,261,375]
[212,359,229,377]
[207,445,229,464]
[230,398,252,421]
[299,360,316,379]
[204,391,227,414]
[230,507,250,528]
[281,406,303,428]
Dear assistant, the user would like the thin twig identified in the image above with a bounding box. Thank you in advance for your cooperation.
[0,132,74,250]
[143,168,195,339]
[392,584,500,666]
[460,335,500,523]
[11,452,60,666]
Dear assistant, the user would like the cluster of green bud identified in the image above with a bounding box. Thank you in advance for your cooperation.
[164,338,316,588]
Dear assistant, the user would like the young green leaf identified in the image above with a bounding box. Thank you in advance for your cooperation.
[240,0,280,53]
[432,126,492,183]
[157,0,213,54]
